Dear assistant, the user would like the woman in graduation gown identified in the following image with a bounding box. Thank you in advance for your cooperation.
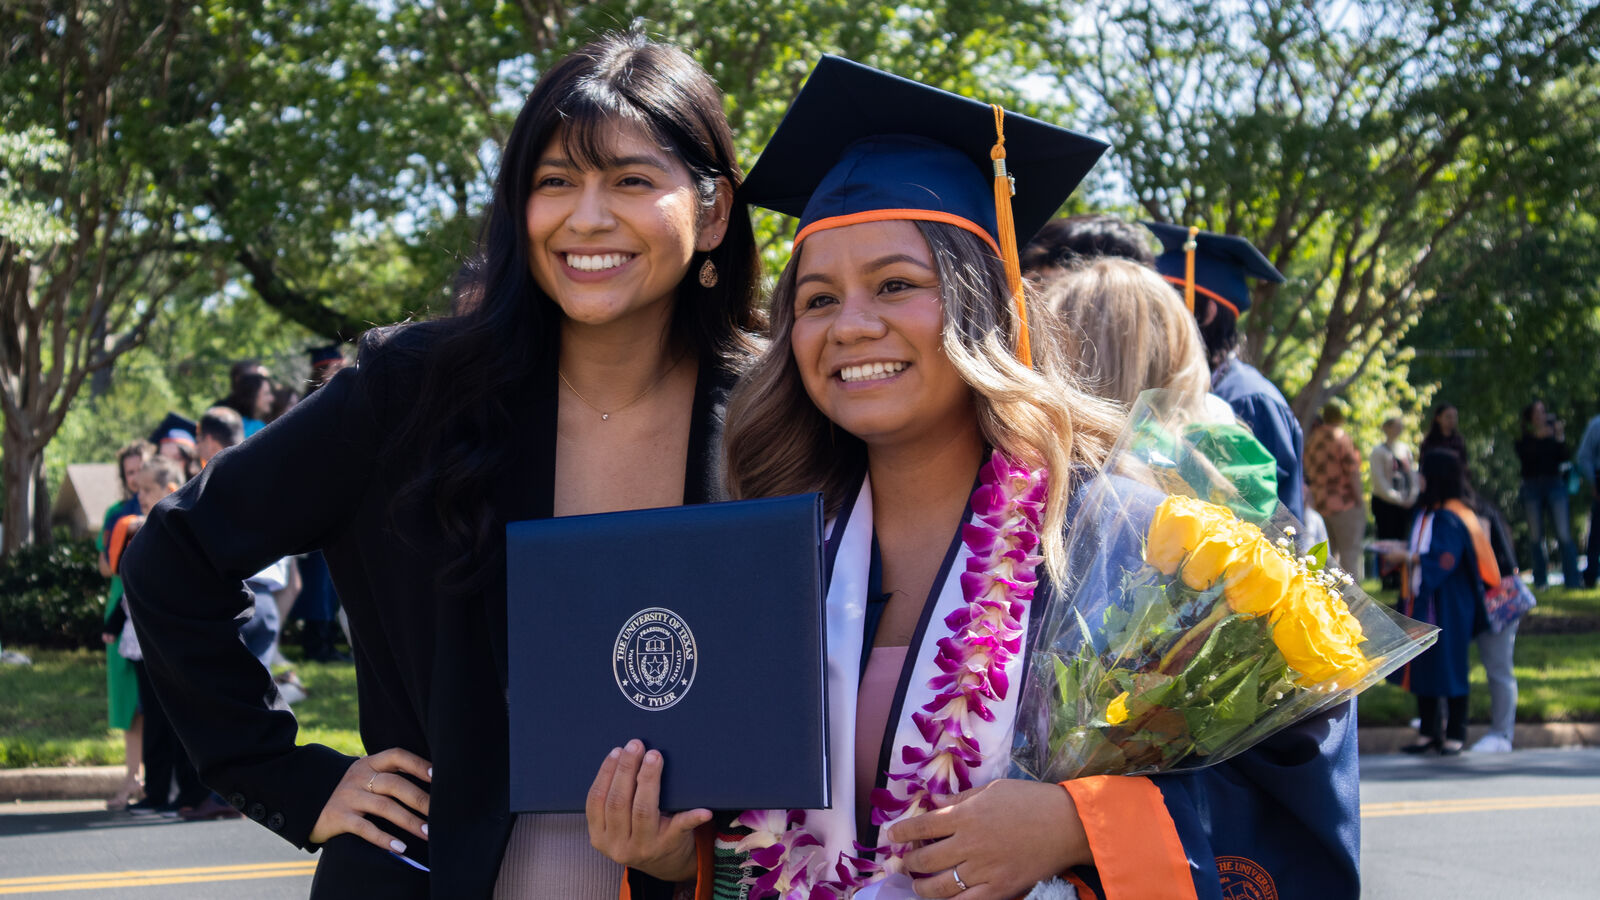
[121,33,760,899]
[1387,449,1500,756]
[587,58,1360,900]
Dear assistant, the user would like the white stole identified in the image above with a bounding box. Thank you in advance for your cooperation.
[808,475,1035,890]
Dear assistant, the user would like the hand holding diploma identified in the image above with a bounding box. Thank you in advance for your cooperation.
[586,739,712,883]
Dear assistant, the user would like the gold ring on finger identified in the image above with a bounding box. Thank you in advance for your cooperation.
[366,774,377,793]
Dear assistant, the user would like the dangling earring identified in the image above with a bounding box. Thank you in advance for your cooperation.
[698,257,719,288]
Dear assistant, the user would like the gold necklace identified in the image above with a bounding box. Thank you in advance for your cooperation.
[558,351,686,421]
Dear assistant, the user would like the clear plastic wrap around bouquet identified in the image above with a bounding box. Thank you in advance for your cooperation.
[1012,390,1439,781]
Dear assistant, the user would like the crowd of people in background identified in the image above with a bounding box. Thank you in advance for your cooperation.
[95,344,352,817]
[1016,213,1597,764]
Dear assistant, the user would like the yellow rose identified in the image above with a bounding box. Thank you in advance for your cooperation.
[1106,691,1131,725]
[1269,576,1368,685]
[1146,496,1210,575]
[1179,523,1249,591]
[1224,538,1297,618]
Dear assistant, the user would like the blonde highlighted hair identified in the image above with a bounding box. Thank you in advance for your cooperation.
[724,221,1125,583]
[1044,257,1211,410]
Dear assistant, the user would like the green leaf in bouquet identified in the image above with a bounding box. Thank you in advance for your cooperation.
[1056,727,1130,779]
[1130,670,1181,710]
[1120,708,1194,771]
[1103,580,1184,667]
[1308,540,1329,571]
[1190,663,1262,755]
[1185,612,1270,676]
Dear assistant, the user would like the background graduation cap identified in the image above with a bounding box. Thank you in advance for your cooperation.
[741,55,1109,366]
[148,412,197,447]
[308,343,344,366]
[1144,222,1285,317]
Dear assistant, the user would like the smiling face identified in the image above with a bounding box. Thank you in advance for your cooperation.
[788,220,976,450]
[524,123,727,332]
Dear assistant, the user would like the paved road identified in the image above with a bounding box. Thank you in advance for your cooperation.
[3,748,1598,897]
[0,802,312,897]
[1361,746,1600,899]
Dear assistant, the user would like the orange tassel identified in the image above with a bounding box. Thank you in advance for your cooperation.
[990,104,1031,369]
[1183,225,1199,314]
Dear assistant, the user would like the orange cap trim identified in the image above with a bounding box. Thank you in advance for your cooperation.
[795,209,1002,257]
[1160,274,1240,318]
[1061,776,1199,900]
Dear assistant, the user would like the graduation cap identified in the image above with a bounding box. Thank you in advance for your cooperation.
[308,343,344,366]
[148,412,197,447]
[1143,222,1285,317]
[741,55,1109,366]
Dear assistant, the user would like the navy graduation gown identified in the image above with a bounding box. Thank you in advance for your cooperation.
[1399,509,1484,698]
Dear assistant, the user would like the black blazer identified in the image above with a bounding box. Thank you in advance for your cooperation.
[123,320,735,897]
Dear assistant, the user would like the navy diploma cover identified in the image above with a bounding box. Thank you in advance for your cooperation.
[506,493,829,813]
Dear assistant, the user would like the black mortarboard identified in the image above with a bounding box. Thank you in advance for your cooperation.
[1143,222,1284,317]
[741,55,1109,365]
[148,412,197,447]
[309,343,344,365]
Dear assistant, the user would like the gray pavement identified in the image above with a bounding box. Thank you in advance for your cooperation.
[2,747,1598,897]
[0,801,313,897]
[1360,746,1600,899]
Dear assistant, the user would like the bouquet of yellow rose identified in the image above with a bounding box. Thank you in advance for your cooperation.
[1012,391,1438,780]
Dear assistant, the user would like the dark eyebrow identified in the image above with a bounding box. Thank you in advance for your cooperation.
[795,252,935,289]
[536,154,674,172]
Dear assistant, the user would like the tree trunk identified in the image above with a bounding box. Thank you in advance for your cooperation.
[1,427,41,558]
[32,459,51,545]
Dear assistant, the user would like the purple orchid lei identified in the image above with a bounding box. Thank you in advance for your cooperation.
[733,451,1048,899]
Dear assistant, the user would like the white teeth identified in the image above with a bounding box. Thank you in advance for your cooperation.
[838,362,907,383]
[565,253,632,272]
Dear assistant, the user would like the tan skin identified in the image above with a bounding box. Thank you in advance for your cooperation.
[590,222,1091,897]
[310,122,731,859]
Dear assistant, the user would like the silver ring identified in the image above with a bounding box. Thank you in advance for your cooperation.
[952,867,968,892]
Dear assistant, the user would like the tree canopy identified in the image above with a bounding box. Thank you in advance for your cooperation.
[3,0,1598,554]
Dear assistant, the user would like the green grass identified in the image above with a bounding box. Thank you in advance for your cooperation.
[1354,583,1600,726]
[0,647,363,768]
[6,584,1599,764]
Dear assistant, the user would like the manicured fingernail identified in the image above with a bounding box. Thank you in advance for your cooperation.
[645,750,661,764]
[427,767,432,778]
[626,739,643,753]
[608,747,620,759]
[390,839,406,853]
[421,824,429,837]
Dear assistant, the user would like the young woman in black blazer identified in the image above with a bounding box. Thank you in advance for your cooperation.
[122,32,760,898]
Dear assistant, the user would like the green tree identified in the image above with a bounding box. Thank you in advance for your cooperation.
[0,0,205,555]
[1047,0,1600,425]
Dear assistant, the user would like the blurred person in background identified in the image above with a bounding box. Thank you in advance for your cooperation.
[1577,409,1600,588]
[222,372,275,438]
[98,439,155,809]
[1515,399,1579,588]
[1420,403,1468,479]
[1370,415,1421,589]
[1386,449,1500,756]
[1305,403,1365,579]
[1021,213,1155,286]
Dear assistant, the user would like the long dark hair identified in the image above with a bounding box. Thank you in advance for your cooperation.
[1424,403,1457,443]
[1519,400,1545,437]
[222,373,271,421]
[1417,448,1468,509]
[380,32,760,596]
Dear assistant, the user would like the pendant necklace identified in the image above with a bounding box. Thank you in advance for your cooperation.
[558,350,687,421]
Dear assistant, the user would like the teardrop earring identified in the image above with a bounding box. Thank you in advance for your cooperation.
[698,258,719,288]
